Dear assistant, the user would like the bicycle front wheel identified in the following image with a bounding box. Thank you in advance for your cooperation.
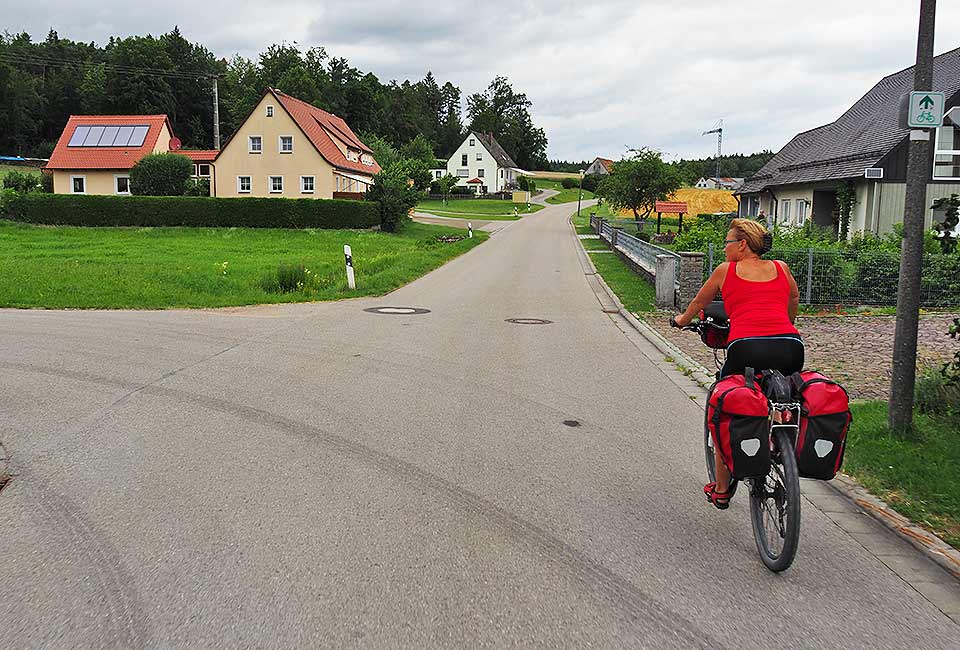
[749,429,801,572]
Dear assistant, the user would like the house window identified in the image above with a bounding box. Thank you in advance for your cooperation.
[461,154,468,166]
[71,176,86,194]
[748,196,760,217]
[456,169,469,178]
[346,149,359,162]
[499,169,503,178]
[796,199,807,226]
[266,105,274,117]
[301,176,315,193]
[779,199,790,224]
[476,153,482,161]
[197,164,211,178]
[469,138,475,146]
[934,125,960,179]
[279,136,293,153]
[237,176,251,193]
[248,136,262,153]
[361,153,374,166]
[115,175,130,195]
[478,169,485,178]
[269,176,283,193]
[435,171,442,178]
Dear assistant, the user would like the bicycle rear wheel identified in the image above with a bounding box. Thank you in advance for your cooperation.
[749,429,801,572]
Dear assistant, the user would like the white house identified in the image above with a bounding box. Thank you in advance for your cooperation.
[695,176,745,190]
[444,132,526,193]
[585,157,614,175]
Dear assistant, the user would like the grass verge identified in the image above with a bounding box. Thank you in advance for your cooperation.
[587,252,656,313]
[417,199,542,220]
[845,401,960,549]
[546,188,595,205]
[0,220,487,309]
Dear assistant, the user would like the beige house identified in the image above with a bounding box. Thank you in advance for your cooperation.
[45,114,218,195]
[213,88,380,199]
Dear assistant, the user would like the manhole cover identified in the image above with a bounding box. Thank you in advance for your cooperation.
[364,307,431,315]
[506,318,553,325]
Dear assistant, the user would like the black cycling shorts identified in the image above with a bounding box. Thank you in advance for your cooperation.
[721,334,804,378]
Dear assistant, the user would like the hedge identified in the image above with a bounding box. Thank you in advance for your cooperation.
[2,193,380,229]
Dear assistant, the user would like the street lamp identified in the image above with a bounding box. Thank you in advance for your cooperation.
[577,169,585,219]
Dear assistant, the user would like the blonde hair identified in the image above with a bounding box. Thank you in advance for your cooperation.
[729,218,770,254]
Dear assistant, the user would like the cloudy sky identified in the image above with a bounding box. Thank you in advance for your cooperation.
[6,1,960,162]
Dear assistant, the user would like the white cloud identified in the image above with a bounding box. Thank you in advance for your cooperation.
[5,0,960,162]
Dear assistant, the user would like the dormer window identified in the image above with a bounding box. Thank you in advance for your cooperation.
[347,149,359,162]
[266,105,274,117]
[469,138,475,146]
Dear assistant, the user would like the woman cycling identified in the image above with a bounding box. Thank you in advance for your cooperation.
[670,218,802,509]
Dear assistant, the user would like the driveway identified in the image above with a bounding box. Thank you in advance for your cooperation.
[0,201,956,648]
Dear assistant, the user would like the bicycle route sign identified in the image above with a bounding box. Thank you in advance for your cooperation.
[906,91,945,128]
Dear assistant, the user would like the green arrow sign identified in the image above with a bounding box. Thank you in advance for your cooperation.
[919,95,935,109]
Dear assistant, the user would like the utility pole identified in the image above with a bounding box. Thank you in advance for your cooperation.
[889,0,937,434]
[212,76,221,150]
[702,120,723,184]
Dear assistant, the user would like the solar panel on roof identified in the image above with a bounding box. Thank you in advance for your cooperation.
[129,126,149,147]
[65,124,151,147]
[114,126,135,146]
[82,126,105,146]
[98,125,120,146]
[68,125,90,147]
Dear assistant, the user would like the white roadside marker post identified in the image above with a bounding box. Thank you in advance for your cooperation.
[344,244,356,289]
[468,222,473,238]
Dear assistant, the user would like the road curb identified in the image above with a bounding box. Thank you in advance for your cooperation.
[569,213,960,586]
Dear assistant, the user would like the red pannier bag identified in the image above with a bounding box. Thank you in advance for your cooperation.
[790,371,852,480]
[707,370,771,479]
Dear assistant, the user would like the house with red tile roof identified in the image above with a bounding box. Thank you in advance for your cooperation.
[212,88,380,199]
[46,114,217,195]
[585,157,614,176]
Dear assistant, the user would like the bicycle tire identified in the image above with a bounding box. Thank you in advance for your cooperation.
[749,429,801,572]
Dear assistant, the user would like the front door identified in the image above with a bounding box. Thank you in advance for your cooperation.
[812,190,837,234]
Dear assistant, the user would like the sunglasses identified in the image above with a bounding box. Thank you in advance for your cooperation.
[723,238,743,245]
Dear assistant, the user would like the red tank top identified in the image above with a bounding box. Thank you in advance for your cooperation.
[721,261,799,341]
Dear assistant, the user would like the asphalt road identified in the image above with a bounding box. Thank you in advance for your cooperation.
[1,200,956,649]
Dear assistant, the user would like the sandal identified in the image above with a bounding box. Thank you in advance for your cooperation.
[704,482,735,510]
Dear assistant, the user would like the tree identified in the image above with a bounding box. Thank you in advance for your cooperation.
[366,162,421,232]
[595,148,683,220]
[466,76,547,170]
[401,134,435,165]
[434,173,459,203]
[360,132,401,170]
[129,153,193,196]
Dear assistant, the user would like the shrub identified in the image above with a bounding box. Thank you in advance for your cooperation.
[2,193,379,229]
[636,230,652,242]
[40,171,53,193]
[365,163,420,233]
[129,153,193,196]
[560,177,578,189]
[2,170,42,193]
[915,365,960,417]
[450,185,473,195]
[581,173,602,193]
[184,178,210,197]
[652,231,676,244]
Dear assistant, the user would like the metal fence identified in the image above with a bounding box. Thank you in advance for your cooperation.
[594,218,681,294]
[704,243,960,307]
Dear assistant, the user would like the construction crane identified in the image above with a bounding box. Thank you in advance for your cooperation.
[702,120,723,185]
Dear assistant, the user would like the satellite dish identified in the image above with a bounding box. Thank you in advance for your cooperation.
[169,137,182,151]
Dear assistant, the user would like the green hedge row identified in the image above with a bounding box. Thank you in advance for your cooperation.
[2,193,380,229]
